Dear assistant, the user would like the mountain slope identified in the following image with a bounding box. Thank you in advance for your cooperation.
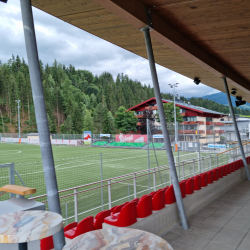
[202,92,250,110]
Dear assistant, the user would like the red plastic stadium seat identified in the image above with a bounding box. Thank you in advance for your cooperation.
[104,201,137,227]
[227,164,231,174]
[132,198,139,205]
[240,159,244,168]
[218,166,223,178]
[207,170,214,184]
[186,178,194,195]
[213,168,219,181]
[231,162,234,172]
[149,191,157,197]
[194,175,201,190]
[137,194,152,218]
[201,173,208,187]
[111,202,129,215]
[94,210,111,230]
[152,189,165,211]
[180,181,186,198]
[64,216,94,239]
[165,185,176,204]
[40,236,54,250]
[235,160,239,170]
[223,165,228,176]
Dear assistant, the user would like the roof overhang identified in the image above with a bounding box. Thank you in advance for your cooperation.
[31,0,250,102]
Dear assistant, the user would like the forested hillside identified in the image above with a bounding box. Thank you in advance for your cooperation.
[0,55,248,134]
[0,55,155,134]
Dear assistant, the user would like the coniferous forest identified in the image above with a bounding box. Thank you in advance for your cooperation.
[0,55,249,134]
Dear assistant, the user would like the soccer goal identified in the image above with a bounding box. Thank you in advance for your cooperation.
[174,151,199,163]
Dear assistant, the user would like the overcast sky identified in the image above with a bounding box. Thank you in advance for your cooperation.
[0,0,220,98]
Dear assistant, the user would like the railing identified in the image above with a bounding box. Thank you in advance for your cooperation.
[31,150,242,225]
[178,130,205,134]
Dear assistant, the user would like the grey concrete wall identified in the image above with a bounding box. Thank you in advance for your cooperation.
[103,165,250,237]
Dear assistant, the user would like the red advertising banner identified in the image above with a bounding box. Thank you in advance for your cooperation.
[116,134,148,143]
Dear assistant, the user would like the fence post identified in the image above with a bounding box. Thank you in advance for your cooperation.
[178,162,181,179]
[153,169,156,191]
[202,157,204,172]
[189,163,191,178]
[209,155,212,168]
[65,203,68,225]
[133,173,137,199]
[74,188,78,222]
[165,173,167,185]
[182,162,185,180]
[193,159,195,176]
[108,180,112,209]
[100,153,103,211]
[9,163,15,198]
[216,154,218,167]
[128,184,130,201]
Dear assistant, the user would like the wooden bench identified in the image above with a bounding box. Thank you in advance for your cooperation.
[0,185,36,197]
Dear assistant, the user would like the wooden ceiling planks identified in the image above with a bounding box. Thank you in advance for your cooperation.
[31,0,250,102]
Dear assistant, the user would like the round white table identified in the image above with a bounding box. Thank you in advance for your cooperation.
[0,210,63,250]
[63,227,173,250]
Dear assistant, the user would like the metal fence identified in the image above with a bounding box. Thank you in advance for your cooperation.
[28,144,250,225]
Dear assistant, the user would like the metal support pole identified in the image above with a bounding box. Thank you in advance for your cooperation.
[223,77,250,180]
[142,26,188,229]
[65,203,68,226]
[74,188,78,223]
[213,124,216,155]
[182,162,185,180]
[193,159,195,176]
[202,157,204,172]
[16,100,21,138]
[9,163,15,198]
[147,119,151,192]
[19,0,65,249]
[100,153,103,211]
[133,173,137,198]
[153,169,156,191]
[128,184,130,201]
[108,180,112,209]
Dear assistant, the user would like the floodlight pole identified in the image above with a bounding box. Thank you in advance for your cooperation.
[16,100,21,138]
[142,26,188,230]
[223,77,250,180]
[19,0,66,249]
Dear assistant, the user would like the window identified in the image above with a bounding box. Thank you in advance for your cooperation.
[206,117,212,122]
[157,126,162,131]
[187,116,197,121]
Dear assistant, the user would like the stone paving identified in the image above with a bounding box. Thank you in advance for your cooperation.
[163,180,250,250]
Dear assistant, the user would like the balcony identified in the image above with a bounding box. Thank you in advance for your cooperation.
[206,122,225,126]
[181,121,204,125]
[215,130,225,133]
[207,130,225,134]
[178,130,205,134]
[214,122,225,126]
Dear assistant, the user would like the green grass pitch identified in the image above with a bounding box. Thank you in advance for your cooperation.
[0,143,218,224]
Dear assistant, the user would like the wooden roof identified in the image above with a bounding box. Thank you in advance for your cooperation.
[31,0,250,102]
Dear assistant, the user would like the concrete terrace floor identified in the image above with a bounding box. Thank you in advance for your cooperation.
[162,180,250,250]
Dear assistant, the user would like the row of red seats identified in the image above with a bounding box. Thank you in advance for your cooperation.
[41,158,245,249]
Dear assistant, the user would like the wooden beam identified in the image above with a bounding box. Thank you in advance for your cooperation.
[92,0,250,94]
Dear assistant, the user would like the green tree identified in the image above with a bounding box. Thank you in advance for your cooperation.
[163,102,183,123]
[115,106,137,134]
[83,110,94,132]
